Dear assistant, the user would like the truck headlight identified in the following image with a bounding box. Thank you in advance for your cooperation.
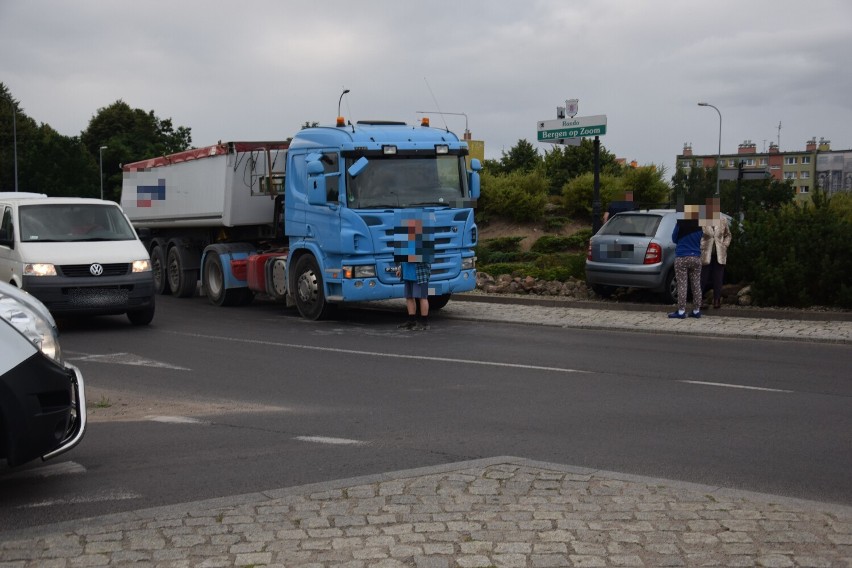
[462,257,476,270]
[342,265,376,278]
[24,263,57,277]
[0,291,61,363]
[132,259,151,272]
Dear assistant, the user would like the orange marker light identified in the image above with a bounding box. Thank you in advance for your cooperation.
[421,117,430,127]
[336,116,345,127]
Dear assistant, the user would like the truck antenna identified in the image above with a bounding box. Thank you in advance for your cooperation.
[424,77,449,132]
[338,88,350,119]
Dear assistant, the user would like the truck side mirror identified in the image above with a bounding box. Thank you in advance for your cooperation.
[306,160,328,206]
[468,159,481,200]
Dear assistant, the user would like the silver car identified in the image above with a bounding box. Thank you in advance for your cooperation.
[585,209,679,302]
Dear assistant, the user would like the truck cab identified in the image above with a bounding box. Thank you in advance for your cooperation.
[284,119,481,319]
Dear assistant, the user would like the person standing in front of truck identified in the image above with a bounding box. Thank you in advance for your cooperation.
[394,213,434,331]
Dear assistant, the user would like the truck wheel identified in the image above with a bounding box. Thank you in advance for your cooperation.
[428,294,451,311]
[202,253,253,307]
[167,246,198,298]
[151,245,169,295]
[127,302,155,326]
[293,255,331,320]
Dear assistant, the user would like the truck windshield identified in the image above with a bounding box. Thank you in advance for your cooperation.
[19,204,138,242]
[346,155,466,209]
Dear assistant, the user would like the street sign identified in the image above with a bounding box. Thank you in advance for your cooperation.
[537,114,607,142]
[566,99,578,118]
[540,137,582,146]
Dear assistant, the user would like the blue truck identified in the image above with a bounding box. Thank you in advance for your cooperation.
[120,117,480,319]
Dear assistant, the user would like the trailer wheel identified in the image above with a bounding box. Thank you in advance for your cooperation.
[202,253,253,307]
[151,245,169,295]
[167,246,198,298]
[428,294,451,311]
[293,255,331,320]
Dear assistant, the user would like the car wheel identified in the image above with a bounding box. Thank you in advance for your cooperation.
[127,302,155,325]
[292,255,332,320]
[663,269,677,304]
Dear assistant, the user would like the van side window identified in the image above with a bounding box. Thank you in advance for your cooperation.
[0,207,12,244]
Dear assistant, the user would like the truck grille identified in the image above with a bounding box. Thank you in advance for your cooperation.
[59,263,130,277]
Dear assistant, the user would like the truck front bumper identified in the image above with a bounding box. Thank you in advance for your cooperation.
[332,269,477,302]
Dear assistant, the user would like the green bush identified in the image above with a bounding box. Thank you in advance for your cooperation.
[479,252,586,283]
[560,172,623,218]
[479,236,524,253]
[727,191,852,307]
[544,216,568,231]
[479,170,549,222]
[530,229,592,253]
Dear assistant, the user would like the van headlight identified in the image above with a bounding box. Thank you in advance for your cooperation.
[132,259,151,272]
[0,293,61,363]
[24,263,57,276]
[342,265,376,279]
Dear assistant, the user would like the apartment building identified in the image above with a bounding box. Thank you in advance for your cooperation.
[677,138,852,199]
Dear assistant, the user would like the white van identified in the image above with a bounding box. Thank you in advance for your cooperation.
[0,193,155,325]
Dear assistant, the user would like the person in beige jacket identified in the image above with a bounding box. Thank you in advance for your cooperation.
[700,197,732,309]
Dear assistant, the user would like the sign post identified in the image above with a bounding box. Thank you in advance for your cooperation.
[536,106,608,232]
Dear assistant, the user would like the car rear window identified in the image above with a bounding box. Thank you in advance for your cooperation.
[599,214,662,237]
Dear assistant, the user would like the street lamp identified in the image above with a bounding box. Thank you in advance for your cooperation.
[697,102,722,196]
[99,146,108,200]
[337,89,350,118]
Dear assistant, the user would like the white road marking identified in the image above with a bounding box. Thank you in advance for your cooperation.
[1,461,86,481]
[18,489,142,509]
[146,415,206,424]
[165,331,588,374]
[680,380,793,393]
[295,436,367,446]
[66,351,190,371]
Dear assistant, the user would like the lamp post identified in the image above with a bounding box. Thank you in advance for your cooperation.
[99,146,108,200]
[12,103,18,191]
[337,89,350,117]
[698,102,722,196]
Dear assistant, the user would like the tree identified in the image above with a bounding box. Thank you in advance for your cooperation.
[621,164,670,209]
[542,138,620,195]
[561,172,623,218]
[486,139,541,175]
[81,100,192,200]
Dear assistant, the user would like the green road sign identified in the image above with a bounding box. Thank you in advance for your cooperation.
[536,114,607,141]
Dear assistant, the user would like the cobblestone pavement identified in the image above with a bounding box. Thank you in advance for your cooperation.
[2,299,850,567]
[2,458,850,567]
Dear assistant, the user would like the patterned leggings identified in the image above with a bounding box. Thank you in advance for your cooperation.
[674,256,702,312]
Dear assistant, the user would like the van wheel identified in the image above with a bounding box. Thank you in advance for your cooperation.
[151,245,169,295]
[293,255,331,320]
[127,302,155,325]
[167,246,197,298]
[202,253,253,307]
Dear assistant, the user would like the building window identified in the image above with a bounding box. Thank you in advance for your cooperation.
[728,160,735,167]
[758,158,767,166]
[770,165,780,170]
[695,159,703,167]
[802,156,811,164]
[680,160,691,168]
[800,186,809,194]
[784,156,798,165]
[784,172,797,180]
[742,159,755,166]
[800,171,809,180]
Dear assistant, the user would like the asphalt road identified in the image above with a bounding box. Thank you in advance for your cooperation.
[1,295,850,532]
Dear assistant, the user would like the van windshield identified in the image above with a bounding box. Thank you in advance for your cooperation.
[19,204,137,243]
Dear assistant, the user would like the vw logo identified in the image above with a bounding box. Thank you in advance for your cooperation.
[89,263,104,276]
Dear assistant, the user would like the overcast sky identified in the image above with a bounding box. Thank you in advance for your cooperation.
[2,0,851,176]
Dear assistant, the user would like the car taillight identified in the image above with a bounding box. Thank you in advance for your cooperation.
[644,242,662,264]
[587,242,593,261]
